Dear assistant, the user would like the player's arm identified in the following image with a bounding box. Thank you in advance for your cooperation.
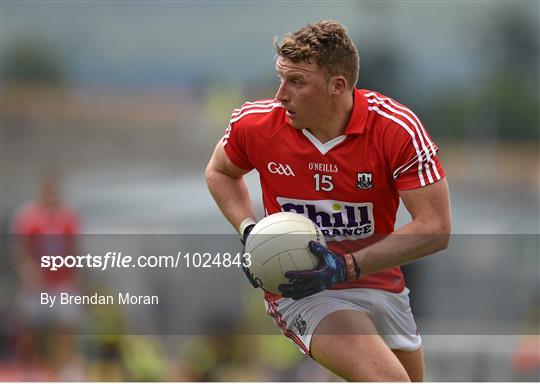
[11,235,44,289]
[354,177,451,275]
[205,141,256,233]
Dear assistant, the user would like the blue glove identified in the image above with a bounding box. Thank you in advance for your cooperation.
[240,224,259,288]
[278,241,361,300]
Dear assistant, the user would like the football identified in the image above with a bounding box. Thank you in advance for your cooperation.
[244,212,325,294]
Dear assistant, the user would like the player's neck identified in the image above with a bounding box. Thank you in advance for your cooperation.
[307,93,353,143]
[39,195,60,210]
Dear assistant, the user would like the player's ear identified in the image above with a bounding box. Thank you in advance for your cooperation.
[330,76,348,95]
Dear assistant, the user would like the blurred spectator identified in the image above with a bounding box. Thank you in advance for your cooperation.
[10,169,83,380]
[511,294,540,381]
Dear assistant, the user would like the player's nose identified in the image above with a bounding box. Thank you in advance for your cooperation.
[275,82,289,103]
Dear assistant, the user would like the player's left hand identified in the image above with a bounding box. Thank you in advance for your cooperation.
[278,241,361,300]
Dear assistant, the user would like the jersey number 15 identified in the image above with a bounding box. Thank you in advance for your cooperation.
[313,174,334,192]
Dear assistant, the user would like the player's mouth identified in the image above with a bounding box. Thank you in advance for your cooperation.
[286,109,297,119]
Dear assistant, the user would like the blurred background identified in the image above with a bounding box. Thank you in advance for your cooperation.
[1,1,539,381]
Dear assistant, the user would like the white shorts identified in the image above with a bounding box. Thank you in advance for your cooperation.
[265,287,421,356]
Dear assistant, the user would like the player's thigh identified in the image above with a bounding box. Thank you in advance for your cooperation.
[393,347,424,382]
[310,310,410,382]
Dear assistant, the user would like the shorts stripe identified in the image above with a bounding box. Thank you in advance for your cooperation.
[266,299,310,355]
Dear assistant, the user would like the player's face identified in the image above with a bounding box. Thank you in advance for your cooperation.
[275,57,333,130]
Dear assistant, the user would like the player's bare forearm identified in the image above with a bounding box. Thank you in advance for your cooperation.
[354,178,451,276]
[353,221,450,276]
[205,142,256,233]
[206,170,255,231]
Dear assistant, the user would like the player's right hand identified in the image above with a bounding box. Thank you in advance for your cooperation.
[240,224,259,288]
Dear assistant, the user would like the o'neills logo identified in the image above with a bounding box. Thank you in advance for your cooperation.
[276,197,374,241]
[308,162,338,173]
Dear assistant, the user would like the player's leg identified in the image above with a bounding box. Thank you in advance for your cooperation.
[369,287,424,381]
[310,310,410,382]
[393,347,424,382]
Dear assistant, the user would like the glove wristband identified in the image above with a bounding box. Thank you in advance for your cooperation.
[343,253,361,281]
[239,218,256,236]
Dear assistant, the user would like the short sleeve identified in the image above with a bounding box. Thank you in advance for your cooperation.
[383,111,445,190]
[221,106,255,171]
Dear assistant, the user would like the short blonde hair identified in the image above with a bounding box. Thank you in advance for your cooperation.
[274,20,359,89]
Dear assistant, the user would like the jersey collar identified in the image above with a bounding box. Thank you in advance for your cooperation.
[344,88,368,135]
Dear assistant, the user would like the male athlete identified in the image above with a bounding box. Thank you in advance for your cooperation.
[205,20,451,381]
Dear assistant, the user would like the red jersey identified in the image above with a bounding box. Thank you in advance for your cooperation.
[223,88,445,299]
[11,201,80,286]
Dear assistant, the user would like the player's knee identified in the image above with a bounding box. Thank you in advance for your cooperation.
[381,370,410,382]
[348,363,410,382]
[363,371,410,382]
